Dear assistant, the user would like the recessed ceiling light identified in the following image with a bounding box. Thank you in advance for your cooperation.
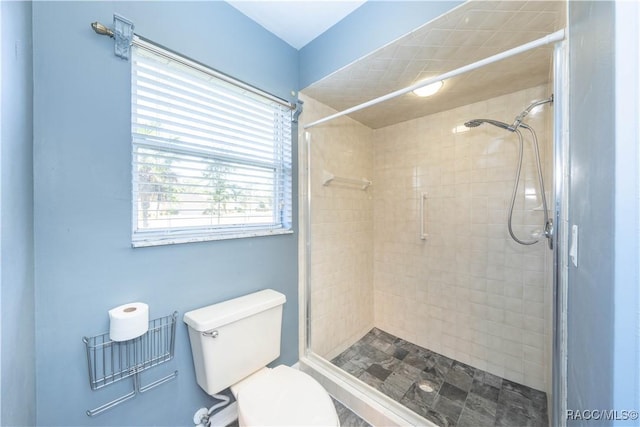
[412,80,443,97]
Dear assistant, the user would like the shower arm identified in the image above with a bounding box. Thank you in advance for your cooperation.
[511,95,554,131]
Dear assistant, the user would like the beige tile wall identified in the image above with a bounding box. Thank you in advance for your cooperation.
[372,85,553,391]
[301,85,553,392]
[300,94,375,360]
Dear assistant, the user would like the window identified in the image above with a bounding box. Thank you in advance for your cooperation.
[131,41,293,247]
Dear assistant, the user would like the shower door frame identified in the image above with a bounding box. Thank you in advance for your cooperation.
[299,39,570,427]
[299,130,433,426]
[552,39,570,427]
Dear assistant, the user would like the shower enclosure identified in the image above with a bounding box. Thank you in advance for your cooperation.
[298,3,568,426]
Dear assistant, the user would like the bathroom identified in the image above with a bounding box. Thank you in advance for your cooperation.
[1,1,638,427]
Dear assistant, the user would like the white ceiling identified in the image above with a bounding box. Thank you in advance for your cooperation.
[226,0,367,49]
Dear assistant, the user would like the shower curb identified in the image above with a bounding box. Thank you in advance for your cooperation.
[300,353,437,427]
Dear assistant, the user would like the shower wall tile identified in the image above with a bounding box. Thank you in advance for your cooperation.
[372,85,553,392]
[300,94,375,359]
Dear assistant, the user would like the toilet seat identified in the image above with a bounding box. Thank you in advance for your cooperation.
[232,365,340,427]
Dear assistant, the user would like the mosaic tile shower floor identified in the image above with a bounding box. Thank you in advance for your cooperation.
[331,328,548,427]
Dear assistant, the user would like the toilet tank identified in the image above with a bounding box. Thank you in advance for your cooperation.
[183,289,286,395]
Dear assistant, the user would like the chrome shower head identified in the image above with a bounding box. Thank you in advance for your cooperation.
[464,118,514,131]
[464,120,483,128]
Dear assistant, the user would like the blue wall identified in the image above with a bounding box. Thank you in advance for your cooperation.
[0,1,36,426]
[299,0,462,88]
[32,2,298,425]
[567,1,615,423]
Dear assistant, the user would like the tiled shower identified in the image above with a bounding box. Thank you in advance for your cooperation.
[301,84,554,422]
[372,85,553,392]
[304,95,375,359]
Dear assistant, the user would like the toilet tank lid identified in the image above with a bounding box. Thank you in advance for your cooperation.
[183,289,286,332]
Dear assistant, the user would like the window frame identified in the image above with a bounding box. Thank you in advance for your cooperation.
[130,38,294,248]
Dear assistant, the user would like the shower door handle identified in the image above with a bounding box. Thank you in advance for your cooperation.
[420,192,428,240]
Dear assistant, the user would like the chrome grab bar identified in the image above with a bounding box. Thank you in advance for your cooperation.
[420,192,428,240]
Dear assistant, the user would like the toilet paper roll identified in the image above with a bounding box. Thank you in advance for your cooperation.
[109,302,149,342]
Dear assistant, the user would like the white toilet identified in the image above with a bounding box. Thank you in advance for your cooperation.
[184,289,339,427]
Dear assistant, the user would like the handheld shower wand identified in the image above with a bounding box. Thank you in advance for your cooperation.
[464,96,554,248]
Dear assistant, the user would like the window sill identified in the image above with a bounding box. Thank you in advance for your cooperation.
[132,228,294,248]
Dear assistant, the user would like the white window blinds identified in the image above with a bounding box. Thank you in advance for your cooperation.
[131,42,293,247]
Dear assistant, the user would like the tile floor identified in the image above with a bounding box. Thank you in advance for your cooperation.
[331,328,548,427]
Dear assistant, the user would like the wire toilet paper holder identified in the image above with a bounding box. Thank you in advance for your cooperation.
[82,311,178,416]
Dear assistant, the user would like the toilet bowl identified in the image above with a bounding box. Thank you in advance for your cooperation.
[231,365,339,426]
[184,289,339,427]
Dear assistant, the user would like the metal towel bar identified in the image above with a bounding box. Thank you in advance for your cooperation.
[322,170,371,190]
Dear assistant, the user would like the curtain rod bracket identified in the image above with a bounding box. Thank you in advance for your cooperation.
[91,14,134,60]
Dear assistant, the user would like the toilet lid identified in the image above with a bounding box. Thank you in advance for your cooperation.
[237,365,339,427]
